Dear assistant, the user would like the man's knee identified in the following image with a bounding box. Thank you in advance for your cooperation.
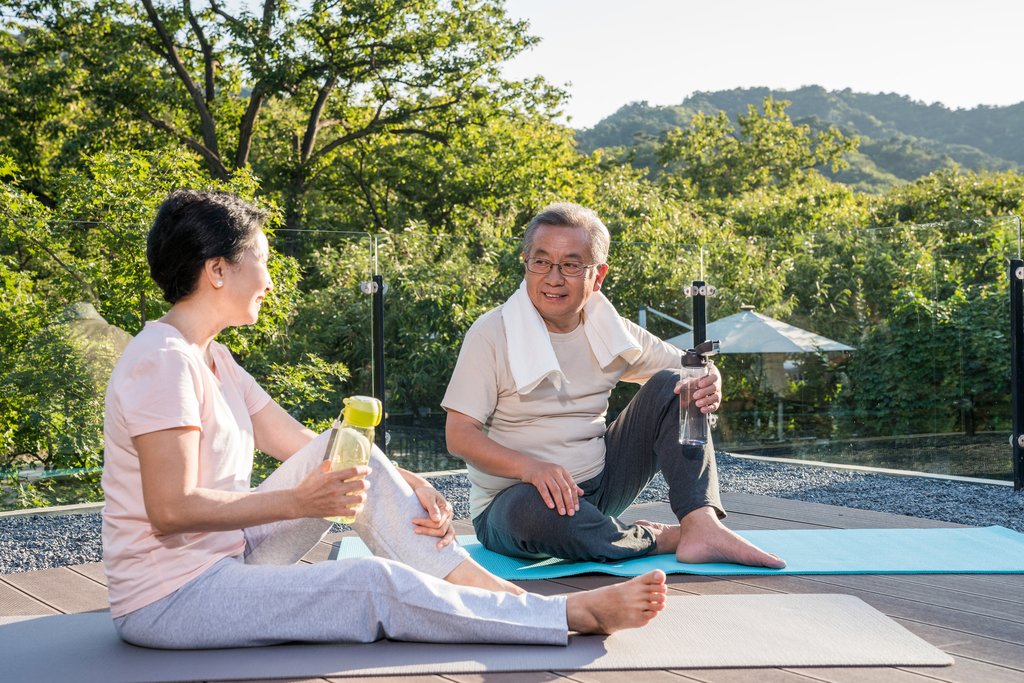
[649,368,680,392]
[481,485,589,546]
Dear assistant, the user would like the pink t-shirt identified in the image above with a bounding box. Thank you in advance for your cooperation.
[101,322,272,617]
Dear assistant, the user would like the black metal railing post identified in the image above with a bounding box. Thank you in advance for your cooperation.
[692,280,707,345]
[1011,260,1024,491]
[372,274,388,455]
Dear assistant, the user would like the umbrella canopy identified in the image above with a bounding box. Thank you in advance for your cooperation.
[664,309,855,354]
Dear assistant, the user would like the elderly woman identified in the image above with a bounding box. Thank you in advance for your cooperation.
[101,189,667,649]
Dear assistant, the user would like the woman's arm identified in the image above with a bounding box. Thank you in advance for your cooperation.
[251,401,319,461]
[135,426,369,535]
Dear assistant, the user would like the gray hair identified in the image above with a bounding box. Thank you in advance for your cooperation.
[521,202,610,264]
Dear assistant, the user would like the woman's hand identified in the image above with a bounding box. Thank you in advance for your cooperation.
[291,461,372,520]
[411,485,455,549]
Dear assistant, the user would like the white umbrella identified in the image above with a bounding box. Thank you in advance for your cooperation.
[664,308,854,441]
[665,308,855,354]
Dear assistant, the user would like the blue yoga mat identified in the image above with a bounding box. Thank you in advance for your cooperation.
[335,526,1024,579]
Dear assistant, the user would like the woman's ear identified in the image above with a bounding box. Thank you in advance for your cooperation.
[204,257,226,289]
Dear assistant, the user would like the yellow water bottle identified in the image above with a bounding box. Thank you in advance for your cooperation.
[323,395,382,524]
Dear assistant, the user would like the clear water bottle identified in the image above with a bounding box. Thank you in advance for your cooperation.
[679,340,720,446]
[323,396,382,524]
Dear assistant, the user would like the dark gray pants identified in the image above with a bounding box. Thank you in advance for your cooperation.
[473,369,724,562]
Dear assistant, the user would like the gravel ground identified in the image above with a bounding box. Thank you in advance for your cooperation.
[2,452,1021,575]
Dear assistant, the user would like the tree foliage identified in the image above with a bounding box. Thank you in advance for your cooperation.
[656,97,859,202]
[2,2,1023,497]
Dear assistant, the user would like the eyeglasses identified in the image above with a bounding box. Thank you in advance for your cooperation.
[524,258,600,278]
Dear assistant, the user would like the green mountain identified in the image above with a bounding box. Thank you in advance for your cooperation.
[576,86,1022,193]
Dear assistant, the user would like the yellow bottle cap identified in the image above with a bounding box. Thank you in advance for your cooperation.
[343,396,382,428]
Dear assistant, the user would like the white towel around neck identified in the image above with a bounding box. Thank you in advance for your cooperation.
[501,280,643,394]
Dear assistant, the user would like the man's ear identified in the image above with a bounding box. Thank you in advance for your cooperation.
[592,264,609,291]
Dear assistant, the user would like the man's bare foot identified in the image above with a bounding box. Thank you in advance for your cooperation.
[675,507,786,568]
[634,519,680,555]
[444,557,526,595]
[565,570,667,635]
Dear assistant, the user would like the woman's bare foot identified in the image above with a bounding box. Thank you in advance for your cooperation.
[634,519,681,555]
[675,507,786,568]
[565,570,667,634]
[444,557,527,595]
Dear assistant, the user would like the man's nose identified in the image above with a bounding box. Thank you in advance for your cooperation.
[544,266,566,284]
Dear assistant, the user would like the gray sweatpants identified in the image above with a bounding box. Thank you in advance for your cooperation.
[473,369,725,562]
[113,430,568,649]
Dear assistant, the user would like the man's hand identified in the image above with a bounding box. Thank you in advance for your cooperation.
[675,364,723,413]
[291,461,371,520]
[521,460,583,516]
[411,485,456,548]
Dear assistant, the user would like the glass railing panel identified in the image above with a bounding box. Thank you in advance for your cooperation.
[374,236,702,472]
[699,217,1019,481]
[376,233,523,472]
[261,229,375,482]
[603,241,702,418]
[1,219,155,491]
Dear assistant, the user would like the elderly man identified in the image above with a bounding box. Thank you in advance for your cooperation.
[442,202,784,568]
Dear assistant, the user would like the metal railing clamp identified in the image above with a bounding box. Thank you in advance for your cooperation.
[360,281,388,294]
[683,285,716,297]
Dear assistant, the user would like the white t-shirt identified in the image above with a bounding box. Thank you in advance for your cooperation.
[101,322,272,617]
[441,306,681,518]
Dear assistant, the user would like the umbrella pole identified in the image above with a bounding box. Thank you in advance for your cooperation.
[778,398,784,441]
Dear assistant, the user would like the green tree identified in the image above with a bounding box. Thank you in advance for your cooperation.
[1,0,538,252]
[655,96,858,202]
[0,152,348,478]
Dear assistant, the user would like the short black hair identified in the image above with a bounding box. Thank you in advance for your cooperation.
[147,189,267,304]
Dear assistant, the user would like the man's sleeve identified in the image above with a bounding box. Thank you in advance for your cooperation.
[441,322,500,425]
[619,318,683,384]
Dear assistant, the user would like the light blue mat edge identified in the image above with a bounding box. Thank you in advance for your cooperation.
[335,526,1024,579]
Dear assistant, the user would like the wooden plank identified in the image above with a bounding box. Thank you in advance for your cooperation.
[669,668,868,682]
[720,493,969,529]
[617,501,825,532]
[1,567,109,614]
[67,561,107,586]
[447,674,571,683]
[0,580,59,617]
[934,573,1024,588]
[509,579,577,597]
[794,574,1024,622]
[880,574,1024,604]
[777,667,948,683]
[900,655,1024,682]
[891,619,1024,671]
[725,574,1024,646]
[562,670,705,683]
[302,541,337,564]
[337,678,453,683]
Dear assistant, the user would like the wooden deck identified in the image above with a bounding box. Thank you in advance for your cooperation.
[2,492,1022,683]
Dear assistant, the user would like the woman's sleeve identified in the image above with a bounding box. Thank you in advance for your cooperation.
[117,351,204,437]
[236,361,273,416]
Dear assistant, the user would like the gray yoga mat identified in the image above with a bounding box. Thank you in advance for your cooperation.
[0,595,951,682]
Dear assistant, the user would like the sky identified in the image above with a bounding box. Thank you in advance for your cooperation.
[501,0,1024,129]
